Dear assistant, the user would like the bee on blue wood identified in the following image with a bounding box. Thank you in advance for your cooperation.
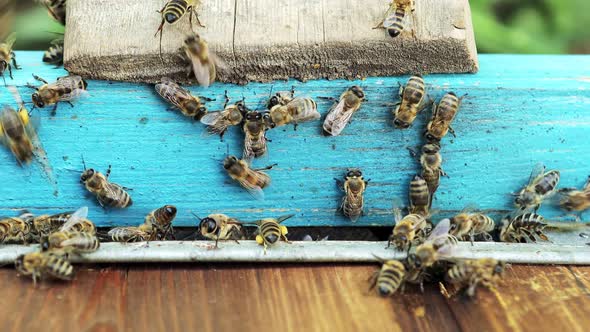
[392,75,429,128]
[264,88,320,130]
[514,163,560,212]
[424,92,464,142]
[26,74,88,116]
[322,86,365,136]
[200,100,247,140]
[335,168,369,223]
[155,0,204,60]
[373,0,415,38]
[223,155,275,200]
[242,110,270,161]
[0,33,20,86]
[80,159,133,209]
[409,174,430,217]
[155,77,209,120]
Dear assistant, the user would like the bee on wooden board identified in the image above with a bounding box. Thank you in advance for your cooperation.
[391,75,429,129]
[368,256,406,297]
[252,214,294,254]
[419,143,446,195]
[445,259,506,298]
[264,89,320,130]
[41,206,99,254]
[26,74,88,116]
[108,225,153,243]
[322,86,365,136]
[223,155,275,200]
[144,205,177,240]
[500,212,549,243]
[200,99,247,140]
[409,174,431,217]
[29,211,73,239]
[38,0,66,25]
[0,33,20,86]
[80,159,133,209]
[42,39,64,67]
[373,0,415,38]
[182,33,226,87]
[15,251,74,285]
[558,176,590,216]
[514,163,560,212]
[424,92,465,142]
[155,77,209,120]
[243,110,270,161]
[335,168,369,223]
[449,205,495,244]
[195,213,245,248]
[0,213,34,244]
[388,199,431,251]
[155,0,205,60]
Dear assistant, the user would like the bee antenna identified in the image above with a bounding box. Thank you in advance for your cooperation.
[226,144,230,156]
[191,212,202,221]
[81,155,87,171]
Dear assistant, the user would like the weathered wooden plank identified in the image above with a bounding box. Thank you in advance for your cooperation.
[0,52,589,228]
[63,0,478,83]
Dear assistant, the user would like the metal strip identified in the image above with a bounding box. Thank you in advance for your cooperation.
[1,241,589,265]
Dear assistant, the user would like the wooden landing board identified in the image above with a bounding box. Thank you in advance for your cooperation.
[0,264,588,332]
[64,0,478,83]
[0,52,589,228]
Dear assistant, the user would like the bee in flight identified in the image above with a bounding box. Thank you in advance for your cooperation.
[195,213,245,248]
[200,99,247,140]
[448,205,495,244]
[0,213,34,244]
[38,0,66,25]
[42,39,64,67]
[392,75,429,128]
[155,0,204,60]
[500,212,549,243]
[424,92,464,142]
[373,0,415,38]
[155,77,209,120]
[243,110,270,160]
[144,205,177,240]
[388,199,431,251]
[446,258,506,298]
[558,176,590,217]
[264,89,320,130]
[252,214,294,254]
[514,163,560,212]
[15,251,74,285]
[322,86,365,136]
[41,206,99,254]
[80,160,133,209]
[26,74,88,115]
[335,168,368,222]
[223,155,275,200]
[182,33,225,87]
[0,33,20,86]
[368,256,406,297]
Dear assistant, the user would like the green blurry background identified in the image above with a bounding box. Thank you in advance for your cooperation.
[4,0,590,53]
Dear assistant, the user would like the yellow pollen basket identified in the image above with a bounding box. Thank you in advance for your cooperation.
[255,234,264,245]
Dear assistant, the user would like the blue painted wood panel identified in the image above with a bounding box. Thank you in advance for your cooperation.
[0,52,589,227]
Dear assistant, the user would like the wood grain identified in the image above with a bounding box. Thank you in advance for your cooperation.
[63,0,478,83]
[0,264,589,332]
[0,52,589,228]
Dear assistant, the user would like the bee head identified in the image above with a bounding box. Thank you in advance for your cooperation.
[346,168,362,178]
[448,221,459,234]
[199,217,218,234]
[80,169,95,182]
[263,112,276,129]
[245,111,262,122]
[422,143,441,154]
[235,101,248,114]
[393,118,410,129]
[223,155,238,169]
[268,95,280,109]
[349,86,365,99]
[424,131,439,142]
[31,93,45,108]
[393,234,408,249]
[163,205,177,218]
[514,191,532,208]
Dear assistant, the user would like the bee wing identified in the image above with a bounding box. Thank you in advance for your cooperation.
[60,206,89,232]
[302,235,313,241]
[199,111,225,125]
[459,203,479,214]
[97,183,128,206]
[54,77,89,101]
[289,99,321,122]
[210,51,228,71]
[527,163,546,186]
[7,86,24,109]
[3,32,17,49]
[239,170,270,200]
[428,218,451,240]
[391,197,405,223]
[189,55,213,88]
[155,82,192,109]
[425,219,461,257]
[323,99,353,136]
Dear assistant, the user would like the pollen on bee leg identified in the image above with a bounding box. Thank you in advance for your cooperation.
[280,225,288,235]
[255,235,264,245]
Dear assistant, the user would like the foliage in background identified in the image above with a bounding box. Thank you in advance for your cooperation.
[8,0,590,53]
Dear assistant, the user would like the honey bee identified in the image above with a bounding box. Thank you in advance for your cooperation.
[409,174,431,217]
[424,92,464,142]
[200,101,247,139]
[26,74,88,115]
[182,33,225,87]
[38,0,66,25]
[388,200,431,251]
[155,77,208,120]
[392,75,428,128]
[30,211,73,239]
[195,213,245,248]
[322,86,365,136]
[368,256,406,297]
[264,90,320,130]
[80,161,133,209]
[373,0,415,38]
[108,225,153,243]
[335,168,368,222]
[0,105,36,164]
[253,214,294,254]
[15,251,74,285]
[446,258,506,297]
[419,143,445,195]
[42,39,64,66]
[144,205,177,240]
[243,110,269,160]
[0,33,19,86]
[0,213,34,244]
[41,206,99,254]
[223,155,274,200]
[449,206,495,244]
[558,176,590,215]
[514,163,560,211]
[500,212,549,243]
[155,0,204,59]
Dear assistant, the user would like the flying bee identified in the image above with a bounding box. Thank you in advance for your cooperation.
[500,212,549,243]
[368,256,406,297]
[409,174,431,217]
[80,161,133,209]
[223,155,275,200]
[322,86,365,136]
[200,101,247,139]
[558,176,590,215]
[108,225,153,243]
[373,0,415,38]
[41,206,99,254]
[182,33,226,87]
[419,143,445,195]
[392,75,428,128]
[514,163,560,211]
[144,205,177,240]
[425,92,464,142]
[0,213,34,244]
[253,214,294,254]
[335,168,369,223]
[38,0,66,25]
[15,251,73,285]
[195,213,245,248]
[264,90,320,130]
[155,77,208,120]
[42,39,64,66]
[155,0,204,60]
[388,200,431,251]
[449,206,495,244]
[26,74,88,115]
[0,33,20,85]
[446,258,506,298]
[243,110,270,160]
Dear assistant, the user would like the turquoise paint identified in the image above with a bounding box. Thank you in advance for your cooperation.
[0,52,589,227]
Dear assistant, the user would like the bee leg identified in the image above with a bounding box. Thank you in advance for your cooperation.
[193,9,206,28]
[25,83,38,91]
[406,146,418,159]
[105,165,112,179]
[1,73,5,86]
[65,101,74,108]
[51,104,58,116]
[293,122,298,131]
[199,96,215,102]
[469,230,475,246]
[222,90,230,109]
[367,271,379,294]
[11,53,21,70]
[8,64,13,79]
[448,126,457,137]
[334,178,344,190]
[317,96,338,103]
[33,74,49,84]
